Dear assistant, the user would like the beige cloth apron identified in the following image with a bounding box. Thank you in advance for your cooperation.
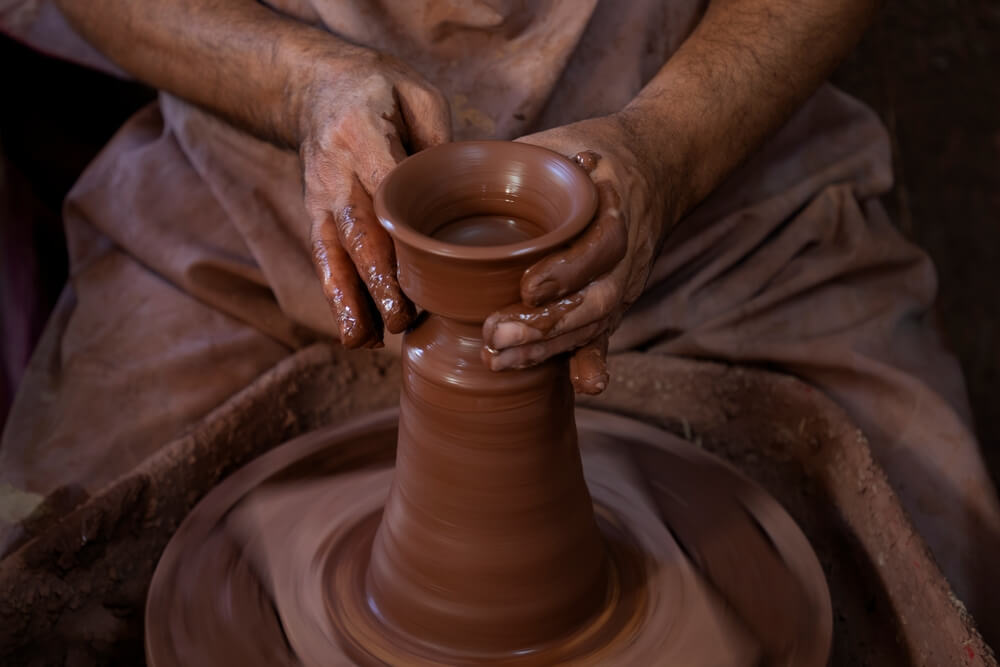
[3,0,999,643]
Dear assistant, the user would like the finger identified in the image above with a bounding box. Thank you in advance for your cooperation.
[570,334,609,394]
[481,318,609,371]
[483,294,583,349]
[310,210,380,348]
[484,271,624,351]
[394,80,452,151]
[521,181,627,306]
[333,174,416,333]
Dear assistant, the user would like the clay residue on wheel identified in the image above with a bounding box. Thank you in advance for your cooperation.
[145,410,831,666]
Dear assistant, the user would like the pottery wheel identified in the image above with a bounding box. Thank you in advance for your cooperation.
[145,408,832,666]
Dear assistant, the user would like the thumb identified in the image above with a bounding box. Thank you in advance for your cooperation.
[354,115,408,196]
[395,79,452,151]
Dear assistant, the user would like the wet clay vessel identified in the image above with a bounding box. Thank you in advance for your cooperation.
[366,141,607,656]
[144,142,833,665]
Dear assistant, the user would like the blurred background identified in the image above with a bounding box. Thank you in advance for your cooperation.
[2,1,998,481]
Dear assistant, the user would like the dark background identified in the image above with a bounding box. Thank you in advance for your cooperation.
[2,3,998,481]
[833,0,1000,482]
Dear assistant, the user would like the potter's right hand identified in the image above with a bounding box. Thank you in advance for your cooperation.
[298,46,451,348]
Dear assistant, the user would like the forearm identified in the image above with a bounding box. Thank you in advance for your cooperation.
[623,0,881,218]
[52,0,358,147]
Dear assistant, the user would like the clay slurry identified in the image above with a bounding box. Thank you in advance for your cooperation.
[432,214,546,246]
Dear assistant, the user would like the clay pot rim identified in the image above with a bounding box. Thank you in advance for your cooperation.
[375,140,597,261]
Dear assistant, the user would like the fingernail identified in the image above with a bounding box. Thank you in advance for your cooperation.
[492,321,545,349]
[575,378,607,395]
[488,348,518,372]
[573,151,601,173]
[481,345,499,370]
[384,303,416,334]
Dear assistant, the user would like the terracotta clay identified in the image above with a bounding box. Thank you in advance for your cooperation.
[144,142,832,666]
[365,141,607,656]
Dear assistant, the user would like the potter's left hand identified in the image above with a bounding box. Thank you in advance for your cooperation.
[482,114,675,394]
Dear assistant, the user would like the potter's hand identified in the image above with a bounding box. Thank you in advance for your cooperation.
[482,115,672,394]
[300,49,451,348]
[46,0,455,348]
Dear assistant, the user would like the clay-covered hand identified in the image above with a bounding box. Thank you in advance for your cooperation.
[298,46,451,348]
[482,114,674,394]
